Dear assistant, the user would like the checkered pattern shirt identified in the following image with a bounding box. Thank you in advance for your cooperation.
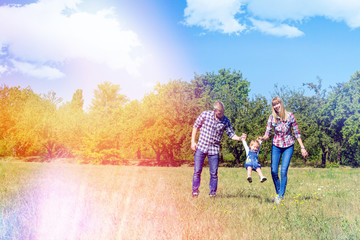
[264,112,301,148]
[193,111,235,155]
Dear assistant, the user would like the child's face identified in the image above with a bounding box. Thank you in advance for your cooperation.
[250,144,259,151]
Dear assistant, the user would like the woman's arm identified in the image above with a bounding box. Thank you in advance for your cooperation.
[296,137,308,159]
[262,115,273,141]
[262,135,270,141]
[290,113,308,159]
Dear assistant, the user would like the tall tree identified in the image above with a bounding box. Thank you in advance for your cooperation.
[56,89,87,158]
[36,91,64,160]
[79,82,128,164]
[322,72,360,166]
[236,95,270,165]
[301,79,334,167]
[201,69,250,163]
[0,85,44,157]
[139,80,197,163]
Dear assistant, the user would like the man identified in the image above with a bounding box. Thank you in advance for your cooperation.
[191,101,244,198]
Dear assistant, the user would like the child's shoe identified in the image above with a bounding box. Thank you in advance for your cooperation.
[260,176,267,183]
[247,176,252,183]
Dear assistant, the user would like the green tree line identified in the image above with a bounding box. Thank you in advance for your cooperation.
[1,69,359,167]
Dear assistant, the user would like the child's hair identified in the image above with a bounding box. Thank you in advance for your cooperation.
[250,136,263,148]
[250,140,260,148]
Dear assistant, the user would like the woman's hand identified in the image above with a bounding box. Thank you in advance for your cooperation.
[301,148,308,159]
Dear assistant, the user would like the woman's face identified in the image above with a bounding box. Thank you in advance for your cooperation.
[273,102,281,113]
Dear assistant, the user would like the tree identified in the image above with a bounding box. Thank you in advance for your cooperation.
[322,72,360,166]
[139,80,197,163]
[271,82,333,167]
[78,82,128,164]
[56,89,87,158]
[201,69,250,164]
[235,95,270,165]
[36,91,65,160]
[0,85,43,157]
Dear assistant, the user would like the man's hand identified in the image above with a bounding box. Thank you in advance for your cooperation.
[191,141,197,151]
[241,133,247,141]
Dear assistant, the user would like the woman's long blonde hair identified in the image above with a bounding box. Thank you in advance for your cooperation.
[271,97,289,123]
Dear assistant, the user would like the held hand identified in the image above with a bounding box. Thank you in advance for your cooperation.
[301,148,308,159]
[191,141,197,151]
[241,133,247,141]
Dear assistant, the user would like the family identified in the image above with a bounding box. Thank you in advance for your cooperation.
[191,97,308,203]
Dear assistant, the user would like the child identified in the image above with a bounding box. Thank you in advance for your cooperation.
[242,135,267,183]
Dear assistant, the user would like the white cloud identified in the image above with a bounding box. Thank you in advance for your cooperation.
[247,0,360,28]
[184,0,360,37]
[0,64,7,74]
[0,0,142,79]
[183,0,246,34]
[11,60,65,80]
[250,18,304,38]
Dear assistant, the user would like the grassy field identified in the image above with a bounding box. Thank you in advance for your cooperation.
[0,161,359,240]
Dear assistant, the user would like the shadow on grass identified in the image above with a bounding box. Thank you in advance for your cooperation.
[217,190,273,202]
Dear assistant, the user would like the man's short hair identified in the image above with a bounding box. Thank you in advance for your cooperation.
[214,101,224,112]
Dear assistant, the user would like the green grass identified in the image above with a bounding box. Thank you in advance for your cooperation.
[0,161,359,240]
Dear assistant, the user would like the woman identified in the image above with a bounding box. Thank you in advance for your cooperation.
[262,97,308,203]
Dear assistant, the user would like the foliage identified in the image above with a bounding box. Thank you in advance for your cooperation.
[190,69,251,164]
[76,82,128,164]
[139,80,197,162]
[1,68,360,167]
[322,72,360,166]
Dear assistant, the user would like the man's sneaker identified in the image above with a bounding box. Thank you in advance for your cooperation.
[247,176,252,183]
[192,192,199,198]
[260,176,267,183]
[209,193,216,198]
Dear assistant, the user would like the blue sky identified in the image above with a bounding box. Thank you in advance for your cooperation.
[1,0,360,108]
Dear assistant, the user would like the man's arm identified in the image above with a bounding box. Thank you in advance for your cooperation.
[191,127,198,151]
[231,134,242,141]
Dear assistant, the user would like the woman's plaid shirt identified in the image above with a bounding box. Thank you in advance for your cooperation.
[264,112,301,148]
[193,111,235,155]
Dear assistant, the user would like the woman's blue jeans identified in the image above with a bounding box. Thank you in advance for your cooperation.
[192,149,219,195]
[271,144,294,198]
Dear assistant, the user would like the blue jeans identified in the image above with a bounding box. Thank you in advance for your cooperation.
[192,149,219,195]
[271,144,294,198]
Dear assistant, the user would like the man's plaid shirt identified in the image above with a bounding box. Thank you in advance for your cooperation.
[193,111,235,155]
[264,112,301,148]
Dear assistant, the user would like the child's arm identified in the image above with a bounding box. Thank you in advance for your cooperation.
[241,139,249,156]
[257,137,263,154]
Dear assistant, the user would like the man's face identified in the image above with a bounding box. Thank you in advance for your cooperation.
[214,107,224,119]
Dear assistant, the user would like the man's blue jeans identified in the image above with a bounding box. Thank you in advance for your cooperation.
[192,149,219,195]
[271,144,294,198]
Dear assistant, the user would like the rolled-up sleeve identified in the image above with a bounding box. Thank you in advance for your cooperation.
[225,121,235,139]
[264,115,273,137]
[193,112,205,129]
